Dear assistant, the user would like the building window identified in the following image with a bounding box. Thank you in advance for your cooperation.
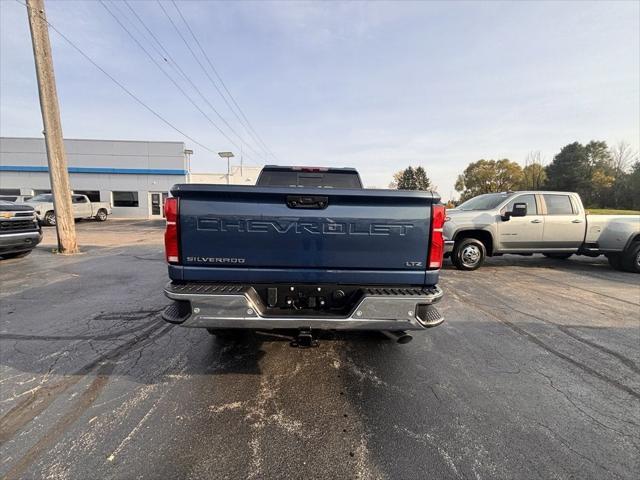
[73,190,101,202]
[0,188,21,195]
[34,189,51,195]
[113,191,139,207]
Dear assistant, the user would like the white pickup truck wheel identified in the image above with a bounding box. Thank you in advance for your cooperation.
[95,209,108,222]
[452,238,486,271]
[44,211,56,226]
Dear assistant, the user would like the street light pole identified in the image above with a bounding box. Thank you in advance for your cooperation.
[184,149,193,182]
[217,152,234,185]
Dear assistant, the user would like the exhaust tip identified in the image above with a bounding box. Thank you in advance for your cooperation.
[396,333,413,344]
[382,330,413,344]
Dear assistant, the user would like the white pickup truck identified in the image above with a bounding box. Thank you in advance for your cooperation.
[444,191,639,273]
[25,193,112,226]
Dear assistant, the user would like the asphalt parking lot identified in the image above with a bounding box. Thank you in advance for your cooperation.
[1,220,639,479]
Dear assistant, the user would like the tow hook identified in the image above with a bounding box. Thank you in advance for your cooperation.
[290,328,319,348]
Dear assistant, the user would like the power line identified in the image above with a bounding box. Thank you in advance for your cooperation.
[170,0,278,160]
[158,0,264,160]
[99,0,257,160]
[111,1,175,70]
[121,0,261,165]
[121,1,182,75]
[155,0,266,162]
[162,0,276,163]
[170,0,279,163]
[14,0,216,155]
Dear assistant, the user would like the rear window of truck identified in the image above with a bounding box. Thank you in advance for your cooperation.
[543,194,575,215]
[257,169,362,189]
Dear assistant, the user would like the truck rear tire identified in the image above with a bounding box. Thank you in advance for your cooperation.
[452,238,486,271]
[621,242,640,273]
[95,209,108,222]
[543,253,572,260]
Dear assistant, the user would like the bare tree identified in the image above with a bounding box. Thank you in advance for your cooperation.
[609,141,638,178]
[521,151,547,190]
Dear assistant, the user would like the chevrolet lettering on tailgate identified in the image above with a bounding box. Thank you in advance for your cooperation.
[197,217,416,236]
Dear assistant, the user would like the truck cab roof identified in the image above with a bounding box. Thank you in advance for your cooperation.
[261,165,359,173]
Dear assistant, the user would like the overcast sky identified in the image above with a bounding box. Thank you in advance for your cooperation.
[1,0,638,198]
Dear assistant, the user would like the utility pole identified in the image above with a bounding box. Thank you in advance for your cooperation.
[26,0,78,254]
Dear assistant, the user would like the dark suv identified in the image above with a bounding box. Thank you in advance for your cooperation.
[0,201,43,259]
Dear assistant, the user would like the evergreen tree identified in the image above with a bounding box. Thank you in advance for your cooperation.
[391,166,432,191]
[413,166,432,190]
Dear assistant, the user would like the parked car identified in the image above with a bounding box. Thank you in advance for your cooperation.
[25,193,112,226]
[443,191,640,272]
[0,200,42,259]
[0,194,33,203]
[161,165,446,345]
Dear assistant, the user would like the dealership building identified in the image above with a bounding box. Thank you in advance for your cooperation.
[0,137,260,219]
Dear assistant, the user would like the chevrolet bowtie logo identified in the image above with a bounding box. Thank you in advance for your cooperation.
[0,212,14,218]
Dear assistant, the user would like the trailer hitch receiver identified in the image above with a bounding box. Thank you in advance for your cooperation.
[290,328,319,348]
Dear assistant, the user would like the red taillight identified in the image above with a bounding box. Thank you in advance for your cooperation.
[164,197,179,264]
[428,204,446,269]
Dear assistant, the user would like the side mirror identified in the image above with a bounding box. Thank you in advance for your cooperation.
[501,202,527,221]
[511,202,527,217]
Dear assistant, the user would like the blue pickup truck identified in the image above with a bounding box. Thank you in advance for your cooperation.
[161,166,446,345]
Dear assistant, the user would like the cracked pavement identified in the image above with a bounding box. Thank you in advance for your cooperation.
[1,220,639,479]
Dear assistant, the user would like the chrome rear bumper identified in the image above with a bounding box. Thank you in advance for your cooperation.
[163,282,444,331]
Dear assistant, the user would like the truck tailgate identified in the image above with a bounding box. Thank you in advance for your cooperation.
[171,185,438,284]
